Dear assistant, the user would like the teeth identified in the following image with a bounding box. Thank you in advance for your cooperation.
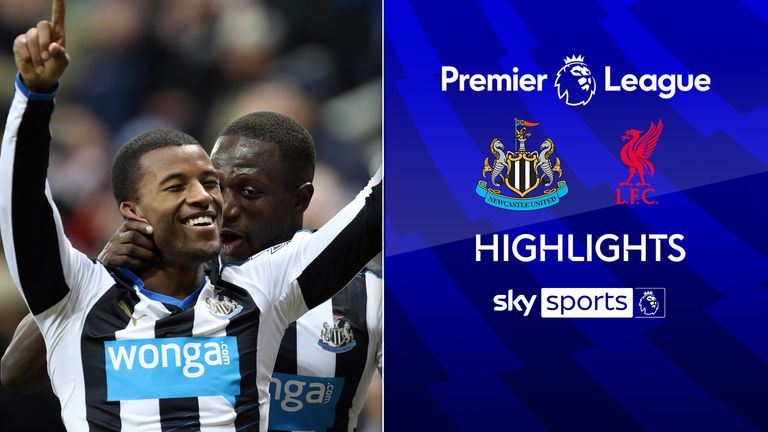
[186,216,213,227]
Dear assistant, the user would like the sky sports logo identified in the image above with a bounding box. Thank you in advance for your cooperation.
[492,288,666,318]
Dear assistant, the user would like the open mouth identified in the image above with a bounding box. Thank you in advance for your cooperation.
[181,212,217,231]
[220,229,245,257]
[220,229,244,244]
[220,230,242,242]
[185,216,214,227]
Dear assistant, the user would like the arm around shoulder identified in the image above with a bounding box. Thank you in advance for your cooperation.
[291,168,382,311]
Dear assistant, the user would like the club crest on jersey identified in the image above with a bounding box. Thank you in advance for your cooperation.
[318,316,356,353]
[476,118,568,211]
[206,295,243,320]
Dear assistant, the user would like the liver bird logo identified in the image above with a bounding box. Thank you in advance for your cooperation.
[619,119,663,186]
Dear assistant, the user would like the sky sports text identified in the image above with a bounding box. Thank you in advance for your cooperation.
[492,288,666,318]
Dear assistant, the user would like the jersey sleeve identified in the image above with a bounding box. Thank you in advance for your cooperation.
[222,167,382,322]
[0,75,110,324]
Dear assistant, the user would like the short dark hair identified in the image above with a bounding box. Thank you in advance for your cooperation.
[112,129,201,203]
[219,112,316,182]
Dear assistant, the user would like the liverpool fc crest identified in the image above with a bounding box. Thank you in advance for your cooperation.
[616,119,663,205]
[476,119,568,210]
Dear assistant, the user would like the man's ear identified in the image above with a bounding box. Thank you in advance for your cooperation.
[294,182,314,214]
[119,201,149,224]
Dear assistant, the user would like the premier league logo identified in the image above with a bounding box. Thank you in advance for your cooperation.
[633,288,666,318]
[639,291,660,315]
[475,119,568,211]
[555,55,596,106]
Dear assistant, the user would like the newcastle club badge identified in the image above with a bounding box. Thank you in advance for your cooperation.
[476,118,568,210]
[206,295,243,320]
[318,316,357,353]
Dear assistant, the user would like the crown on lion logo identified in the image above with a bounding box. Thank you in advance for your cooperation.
[563,55,585,64]
[643,291,655,297]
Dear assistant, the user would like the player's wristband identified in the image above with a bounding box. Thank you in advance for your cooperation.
[15,72,58,101]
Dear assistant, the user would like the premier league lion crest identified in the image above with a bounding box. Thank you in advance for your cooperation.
[475,119,568,210]
[633,288,666,318]
[555,55,596,106]
[638,291,660,316]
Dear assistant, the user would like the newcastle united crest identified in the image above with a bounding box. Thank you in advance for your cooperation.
[318,316,357,353]
[206,295,243,320]
[475,118,568,210]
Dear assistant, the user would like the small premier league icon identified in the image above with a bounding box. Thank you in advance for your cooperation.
[555,55,597,106]
[634,288,666,318]
[475,118,568,211]
[616,119,663,205]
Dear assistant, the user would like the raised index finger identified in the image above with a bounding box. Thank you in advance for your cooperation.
[52,0,66,34]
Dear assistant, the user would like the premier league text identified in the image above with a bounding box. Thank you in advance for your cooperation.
[441,65,710,99]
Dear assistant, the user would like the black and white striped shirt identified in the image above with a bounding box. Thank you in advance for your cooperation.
[267,270,382,432]
[0,77,382,432]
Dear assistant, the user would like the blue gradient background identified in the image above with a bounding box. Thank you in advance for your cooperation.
[384,0,768,430]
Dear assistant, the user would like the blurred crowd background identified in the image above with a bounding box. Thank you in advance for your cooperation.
[0,0,382,430]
